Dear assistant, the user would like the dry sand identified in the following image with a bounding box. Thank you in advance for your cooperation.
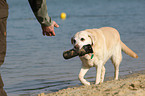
[38,70,145,96]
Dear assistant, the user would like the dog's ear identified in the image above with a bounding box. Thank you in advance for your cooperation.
[71,37,74,44]
[88,33,95,46]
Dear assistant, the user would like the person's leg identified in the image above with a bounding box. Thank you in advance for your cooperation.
[0,74,7,96]
[0,9,8,96]
[0,17,7,66]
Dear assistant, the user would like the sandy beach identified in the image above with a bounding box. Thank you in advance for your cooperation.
[38,70,145,96]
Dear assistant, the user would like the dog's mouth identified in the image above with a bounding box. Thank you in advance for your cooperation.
[80,54,89,57]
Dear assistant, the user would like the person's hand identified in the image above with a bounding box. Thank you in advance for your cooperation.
[41,21,59,36]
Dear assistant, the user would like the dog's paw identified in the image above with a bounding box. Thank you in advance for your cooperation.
[84,82,91,85]
[95,82,100,85]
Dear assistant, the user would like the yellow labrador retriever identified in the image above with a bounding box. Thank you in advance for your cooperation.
[71,27,138,85]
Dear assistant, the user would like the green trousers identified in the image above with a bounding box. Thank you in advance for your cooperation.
[0,8,8,96]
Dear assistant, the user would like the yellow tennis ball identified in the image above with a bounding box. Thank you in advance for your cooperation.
[60,12,66,19]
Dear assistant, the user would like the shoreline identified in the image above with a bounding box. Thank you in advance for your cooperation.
[38,70,145,96]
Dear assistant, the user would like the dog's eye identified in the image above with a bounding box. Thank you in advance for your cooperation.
[80,38,85,41]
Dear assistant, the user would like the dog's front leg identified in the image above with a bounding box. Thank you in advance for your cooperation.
[100,65,105,83]
[95,63,103,84]
[79,66,90,85]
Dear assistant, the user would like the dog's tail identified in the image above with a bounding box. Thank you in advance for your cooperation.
[121,41,138,58]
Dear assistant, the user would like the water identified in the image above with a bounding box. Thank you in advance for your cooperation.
[0,0,145,95]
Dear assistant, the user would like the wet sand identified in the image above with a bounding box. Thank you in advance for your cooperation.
[38,70,145,96]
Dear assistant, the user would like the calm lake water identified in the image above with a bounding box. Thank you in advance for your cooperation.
[0,0,145,95]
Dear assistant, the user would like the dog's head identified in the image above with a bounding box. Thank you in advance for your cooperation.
[71,31,95,50]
